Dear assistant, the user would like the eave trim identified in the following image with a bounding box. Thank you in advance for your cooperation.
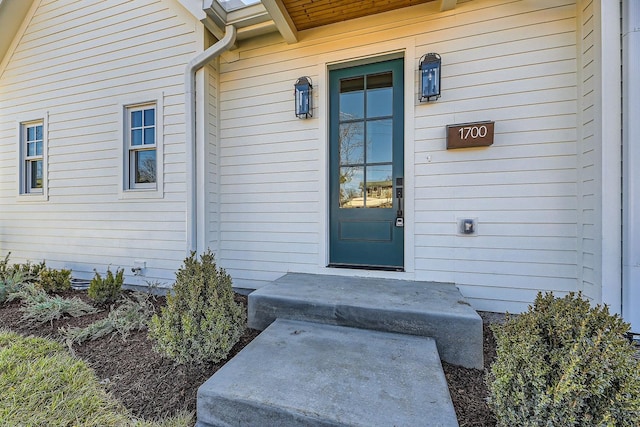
[439,0,457,12]
[261,0,298,43]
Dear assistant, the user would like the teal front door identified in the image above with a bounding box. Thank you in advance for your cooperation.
[329,59,404,269]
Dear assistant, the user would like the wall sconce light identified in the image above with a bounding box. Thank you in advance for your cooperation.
[419,53,441,102]
[294,76,313,118]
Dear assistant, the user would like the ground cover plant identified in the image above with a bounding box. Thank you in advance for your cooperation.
[487,292,640,427]
[0,270,26,303]
[62,292,155,345]
[0,253,35,302]
[17,283,98,324]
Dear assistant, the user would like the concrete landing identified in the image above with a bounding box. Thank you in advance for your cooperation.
[248,273,483,369]
[196,319,458,427]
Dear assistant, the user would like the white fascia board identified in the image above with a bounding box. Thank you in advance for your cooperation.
[226,3,270,27]
[174,0,226,40]
[202,1,274,41]
[236,20,278,40]
[202,0,228,28]
[261,0,298,43]
[176,0,207,20]
[0,0,36,62]
[439,0,457,12]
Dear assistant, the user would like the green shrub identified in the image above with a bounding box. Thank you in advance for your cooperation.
[12,260,46,279]
[148,250,245,365]
[39,268,72,293]
[0,252,10,278]
[0,252,45,284]
[88,267,124,305]
[487,292,640,427]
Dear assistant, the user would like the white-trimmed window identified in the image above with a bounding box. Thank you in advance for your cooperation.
[20,120,46,196]
[125,103,157,190]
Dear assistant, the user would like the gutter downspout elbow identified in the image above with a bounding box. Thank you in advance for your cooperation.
[185,25,236,254]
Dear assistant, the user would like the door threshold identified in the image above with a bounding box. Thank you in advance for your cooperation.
[328,263,404,272]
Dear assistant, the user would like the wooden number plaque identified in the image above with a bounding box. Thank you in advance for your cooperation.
[446,121,494,149]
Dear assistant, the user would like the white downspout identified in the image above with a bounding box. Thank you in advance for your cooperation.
[598,1,622,312]
[185,25,236,253]
[623,0,640,332]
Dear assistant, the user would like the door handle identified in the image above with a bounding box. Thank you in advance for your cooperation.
[395,177,404,227]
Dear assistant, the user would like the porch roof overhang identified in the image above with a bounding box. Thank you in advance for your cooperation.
[0,0,460,61]
[203,0,460,44]
[263,0,458,42]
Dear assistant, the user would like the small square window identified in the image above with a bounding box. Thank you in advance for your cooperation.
[125,104,156,190]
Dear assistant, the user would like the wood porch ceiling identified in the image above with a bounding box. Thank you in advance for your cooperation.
[281,0,439,31]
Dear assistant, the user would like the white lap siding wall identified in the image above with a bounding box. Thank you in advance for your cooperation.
[0,0,600,313]
[216,0,584,312]
[0,0,200,287]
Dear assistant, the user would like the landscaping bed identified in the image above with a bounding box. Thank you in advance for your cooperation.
[0,289,498,426]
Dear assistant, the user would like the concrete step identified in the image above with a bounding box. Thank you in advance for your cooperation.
[248,273,483,369]
[197,319,459,427]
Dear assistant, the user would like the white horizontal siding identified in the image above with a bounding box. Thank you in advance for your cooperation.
[414,0,578,311]
[0,0,198,285]
[217,0,580,311]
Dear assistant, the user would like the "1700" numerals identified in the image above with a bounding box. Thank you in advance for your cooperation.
[458,125,488,140]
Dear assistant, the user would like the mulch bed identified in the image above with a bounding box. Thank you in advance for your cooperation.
[0,289,498,426]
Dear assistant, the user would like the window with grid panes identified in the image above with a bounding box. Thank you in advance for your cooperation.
[126,104,156,189]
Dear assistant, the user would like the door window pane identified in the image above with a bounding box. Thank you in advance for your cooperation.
[340,77,364,120]
[339,122,364,166]
[366,165,393,208]
[340,166,364,208]
[366,119,392,164]
[337,71,395,210]
[366,73,392,118]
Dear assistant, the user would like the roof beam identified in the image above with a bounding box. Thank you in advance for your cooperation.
[439,0,457,12]
[261,0,298,44]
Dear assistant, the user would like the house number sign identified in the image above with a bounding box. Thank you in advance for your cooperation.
[446,121,494,149]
